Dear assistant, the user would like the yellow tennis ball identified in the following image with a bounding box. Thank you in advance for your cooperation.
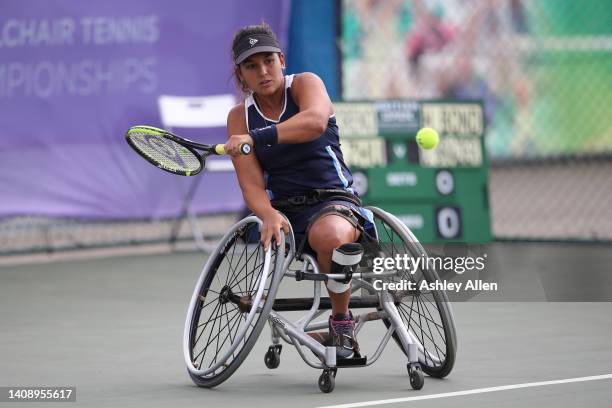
[416,127,439,150]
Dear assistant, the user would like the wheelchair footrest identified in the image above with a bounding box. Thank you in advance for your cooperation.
[336,356,367,367]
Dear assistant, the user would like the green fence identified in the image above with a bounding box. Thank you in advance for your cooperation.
[340,0,612,240]
[340,0,612,159]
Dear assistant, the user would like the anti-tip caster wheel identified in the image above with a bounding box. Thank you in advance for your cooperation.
[408,363,424,390]
[318,369,336,393]
[264,345,282,369]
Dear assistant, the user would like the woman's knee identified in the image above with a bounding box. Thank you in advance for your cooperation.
[308,216,357,254]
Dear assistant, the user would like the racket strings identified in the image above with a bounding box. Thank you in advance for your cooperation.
[128,131,201,173]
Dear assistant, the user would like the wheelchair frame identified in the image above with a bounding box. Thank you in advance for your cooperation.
[183,207,456,393]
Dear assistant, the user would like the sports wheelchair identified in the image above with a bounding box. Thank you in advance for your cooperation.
[183,206,457,393]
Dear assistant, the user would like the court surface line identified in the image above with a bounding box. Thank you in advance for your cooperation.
[317,374,612,408]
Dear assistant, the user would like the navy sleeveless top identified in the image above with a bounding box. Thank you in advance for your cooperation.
[245,74,354,200]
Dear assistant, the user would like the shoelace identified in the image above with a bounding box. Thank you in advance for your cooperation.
[331,319,354,337]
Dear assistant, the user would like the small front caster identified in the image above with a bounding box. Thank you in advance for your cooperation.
[318,369,336,393]
[408,363,424,390]
[264,345,282,369]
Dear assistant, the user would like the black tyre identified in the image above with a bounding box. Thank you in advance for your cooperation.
[366,207,457,378]
[183,216,285,387]
[408,363,424,390]
[264,345,281,369]
[318,370,335,393]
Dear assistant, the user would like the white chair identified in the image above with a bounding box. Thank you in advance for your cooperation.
[158,94,236,250]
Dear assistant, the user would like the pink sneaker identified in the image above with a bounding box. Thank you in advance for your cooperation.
[326,311,360,359]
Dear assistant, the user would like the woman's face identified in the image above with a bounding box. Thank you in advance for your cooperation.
[237,52,285,96]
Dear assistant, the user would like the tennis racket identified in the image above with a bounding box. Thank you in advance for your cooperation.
[125,125,251,176]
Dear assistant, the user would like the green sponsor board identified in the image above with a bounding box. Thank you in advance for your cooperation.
[340,137,388,169]
[369,203,435,243]
[354,165,489,202]
[356,166,437,201]
[334,103,378,137]
[418,102,485,168]
[366,200,491,243]
[376,100,420,135]
[336,100,491,243]
[420,102,484,137]
[441,167,491,243]
[450,168,489,210]
[418,136,483,167]
[336,100,486,168]
[387,139,412,162]
[336,100,484,137]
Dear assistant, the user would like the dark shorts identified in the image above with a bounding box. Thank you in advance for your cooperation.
[279,198,375,256]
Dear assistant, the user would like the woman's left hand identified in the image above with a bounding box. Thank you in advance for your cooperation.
[225,133,254,156]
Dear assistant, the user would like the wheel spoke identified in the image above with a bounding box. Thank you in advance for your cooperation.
[226,244,262,292]
[211,305,236,366]
[398,303,446,331]
[202,311,242,370]
[187,219,280,381]
[415,296,446,365]
[418,295,447,345]
[200,308,241,363]
[196,304,237,329]
[225,239,247,293]
[211,307,244,367]
[223,235,240,286]
[193,301,221,348]
[372,208,455,374]
[199,294,221,311]
[415,296,444,365]
[195,302,224,353]
[414,295,429,365]
[248,246,264,293]
[231,259,265,293]
[195,301,224,366]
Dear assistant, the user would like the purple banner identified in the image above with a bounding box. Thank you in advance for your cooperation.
[0,0,289,219]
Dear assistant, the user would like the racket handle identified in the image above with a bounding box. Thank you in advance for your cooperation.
[213,143,251,155]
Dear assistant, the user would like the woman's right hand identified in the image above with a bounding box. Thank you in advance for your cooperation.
[260,209,290,251]
[225,133,253,157]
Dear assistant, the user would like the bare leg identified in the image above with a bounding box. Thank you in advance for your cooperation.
[308,210,360,315]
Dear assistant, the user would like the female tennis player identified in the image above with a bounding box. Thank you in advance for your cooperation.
[224,23,373,359]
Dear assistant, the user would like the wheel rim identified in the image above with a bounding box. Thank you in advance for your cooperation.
[368,208,453,373]
[186,219,276,377]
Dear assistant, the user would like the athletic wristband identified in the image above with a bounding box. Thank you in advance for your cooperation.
[249,125,278,147]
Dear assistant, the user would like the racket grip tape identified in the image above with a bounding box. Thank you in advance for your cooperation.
[213,144,226,155]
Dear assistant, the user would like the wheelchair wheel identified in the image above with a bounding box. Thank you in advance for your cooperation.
[183,216,285,387]
[366,207,457,378]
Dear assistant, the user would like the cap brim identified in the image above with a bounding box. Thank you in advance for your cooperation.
[235,46,282,64]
